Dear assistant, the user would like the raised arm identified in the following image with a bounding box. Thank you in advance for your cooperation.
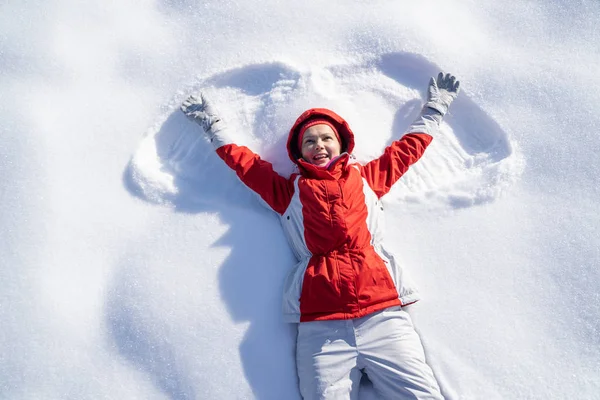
[181,94,294,214]
[361,72,460,198]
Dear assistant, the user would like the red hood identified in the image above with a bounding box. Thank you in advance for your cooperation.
[287,108,355,165]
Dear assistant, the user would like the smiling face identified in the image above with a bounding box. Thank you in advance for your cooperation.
[300,124,342,166]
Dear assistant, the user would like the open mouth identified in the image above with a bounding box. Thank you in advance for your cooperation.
[313,154,329,161]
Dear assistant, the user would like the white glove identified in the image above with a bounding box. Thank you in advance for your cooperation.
[180,94,224,134]
[425,72,460,116]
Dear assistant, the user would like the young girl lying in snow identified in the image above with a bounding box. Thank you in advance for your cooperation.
[181,72,460,400]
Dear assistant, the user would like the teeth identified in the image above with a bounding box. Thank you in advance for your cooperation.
[314,155,327,160]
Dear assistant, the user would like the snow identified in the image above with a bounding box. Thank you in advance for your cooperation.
[1,0,599,399]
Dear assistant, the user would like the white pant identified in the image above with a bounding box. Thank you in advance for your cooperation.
[296,307,443,400]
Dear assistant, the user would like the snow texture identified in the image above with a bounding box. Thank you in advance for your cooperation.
[1,1,600,399]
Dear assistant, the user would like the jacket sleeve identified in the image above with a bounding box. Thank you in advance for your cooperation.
[360,108,441,198]
[207,123,294,214]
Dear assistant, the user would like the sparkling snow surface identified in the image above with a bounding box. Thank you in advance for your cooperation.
[1,1,599,399]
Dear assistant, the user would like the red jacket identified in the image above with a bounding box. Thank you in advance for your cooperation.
[212,108,434,322]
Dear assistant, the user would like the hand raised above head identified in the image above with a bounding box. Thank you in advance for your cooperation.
[181,93,222,133]
[426,72,460,116]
